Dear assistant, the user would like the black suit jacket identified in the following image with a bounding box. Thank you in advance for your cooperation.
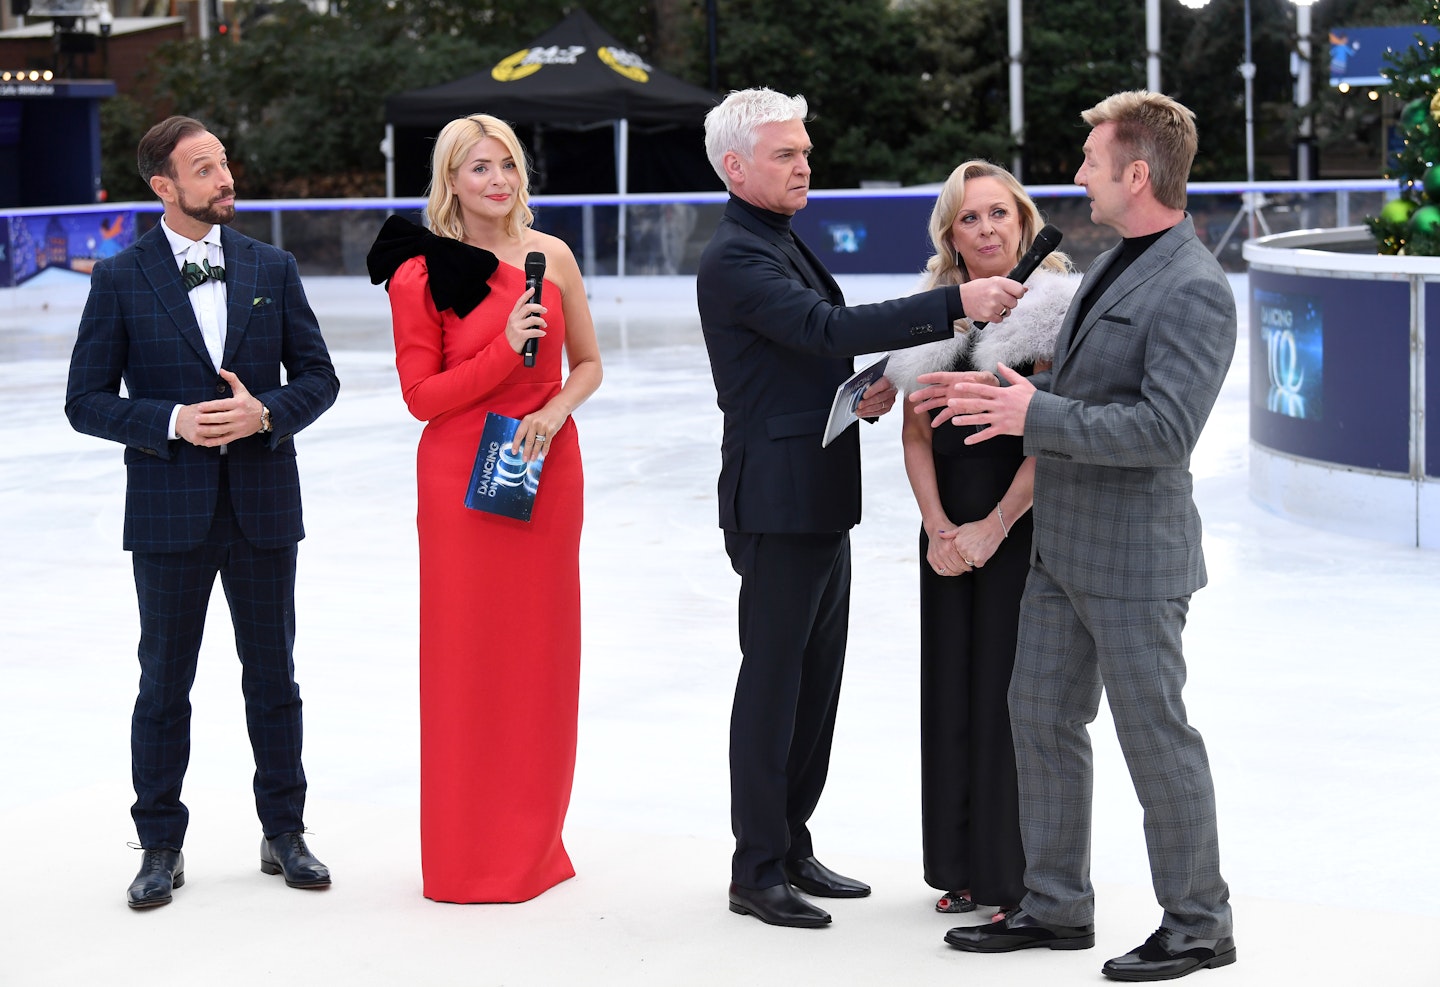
[66,223,340,553]
[697,197,958,534]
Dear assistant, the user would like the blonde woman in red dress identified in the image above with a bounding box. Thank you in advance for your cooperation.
[367,114,602,902]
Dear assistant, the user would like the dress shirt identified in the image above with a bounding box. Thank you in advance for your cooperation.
[160,219,228,442]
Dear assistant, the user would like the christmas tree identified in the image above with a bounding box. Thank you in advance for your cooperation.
[1368,0,1440,255]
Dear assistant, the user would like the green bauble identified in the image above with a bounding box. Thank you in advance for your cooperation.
[1411,203,1440,234]
[1402,97,1432,132]
[1425,166,1440,200]
[1381,197,1419,224]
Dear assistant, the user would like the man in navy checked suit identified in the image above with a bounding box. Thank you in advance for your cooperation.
[65,116,340,909]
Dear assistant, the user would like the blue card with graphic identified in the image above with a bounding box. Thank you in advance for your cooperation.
[464,413,544,521]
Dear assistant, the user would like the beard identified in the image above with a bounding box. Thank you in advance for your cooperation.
[177,184,236,227]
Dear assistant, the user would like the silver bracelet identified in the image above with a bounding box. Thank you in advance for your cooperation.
[996,504,1011,538]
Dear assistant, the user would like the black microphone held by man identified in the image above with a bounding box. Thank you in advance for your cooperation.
[969,223,1063,329]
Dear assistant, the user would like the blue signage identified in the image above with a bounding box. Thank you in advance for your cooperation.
[791,195,933,275]
[1254,287,1324,420]
[1249,270,1410,473]
[1,209,134,287]
[1330,25,1440,87]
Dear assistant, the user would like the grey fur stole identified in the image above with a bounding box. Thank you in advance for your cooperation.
[884,270,1080,395]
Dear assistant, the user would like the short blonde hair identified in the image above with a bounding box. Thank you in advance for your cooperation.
[704,87,808,191]
[922,160,1070,289]
[425,115,533,241]
[1081,91,1197,211]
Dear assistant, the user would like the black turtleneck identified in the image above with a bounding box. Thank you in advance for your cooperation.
[730,194,832,288]
[1074,226,1169,326]
[730,193,794,237]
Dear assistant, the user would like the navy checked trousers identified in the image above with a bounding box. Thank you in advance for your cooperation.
[130,469,307,848]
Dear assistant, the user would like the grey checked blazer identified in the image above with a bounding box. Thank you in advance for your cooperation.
[65,223,339,553]
[1023,215,1236,600]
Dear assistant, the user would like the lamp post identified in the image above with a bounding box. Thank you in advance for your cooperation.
[1147,0,1161,92]
[1009,0,1023,179]
[1292,0,1319,181]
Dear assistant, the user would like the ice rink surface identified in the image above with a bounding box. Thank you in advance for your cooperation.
[2,269,1436,985]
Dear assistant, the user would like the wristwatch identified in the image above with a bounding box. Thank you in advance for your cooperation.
[259,405,272,434]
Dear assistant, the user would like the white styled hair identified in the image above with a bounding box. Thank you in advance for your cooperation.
[704,87,809,190]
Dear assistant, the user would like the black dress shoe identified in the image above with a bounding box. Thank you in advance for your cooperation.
[127,848,184,909]
[728,881,832,928]
[944,905,1095,952]
[783,856,871,898]
[260,832,331,888]
[1102,927,1236,981]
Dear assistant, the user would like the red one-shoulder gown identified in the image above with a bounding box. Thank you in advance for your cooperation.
[388,255,581,902]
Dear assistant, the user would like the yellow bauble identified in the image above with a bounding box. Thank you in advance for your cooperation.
[1431,90,1440,124]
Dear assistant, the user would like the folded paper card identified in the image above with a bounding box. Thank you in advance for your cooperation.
[464,413,544,521]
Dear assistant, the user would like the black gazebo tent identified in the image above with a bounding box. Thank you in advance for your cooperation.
[383,9,721,198]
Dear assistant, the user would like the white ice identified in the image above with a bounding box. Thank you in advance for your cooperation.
[1,270,1436,985]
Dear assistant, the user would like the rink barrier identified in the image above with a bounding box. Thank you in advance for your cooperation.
[1245,225,1440,548]
[0,179,1398,285]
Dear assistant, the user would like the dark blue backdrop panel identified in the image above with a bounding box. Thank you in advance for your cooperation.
[1249,270,1411,473]
[791,195,934,276]
[1427,283,1440,479]
[1,80,113,208]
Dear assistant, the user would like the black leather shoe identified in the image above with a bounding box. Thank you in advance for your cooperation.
[127,848,184,909]
[1102,927,1236,981]
[728,881,832,928]
[945,905,1095,952]
[783,856,871,898]
[260,832,331,888]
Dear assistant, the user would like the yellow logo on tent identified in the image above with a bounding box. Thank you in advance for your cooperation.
[491,45,586,82]
[492,50,542,82]
[598,46,650,83]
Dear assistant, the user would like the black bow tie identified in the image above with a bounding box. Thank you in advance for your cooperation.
[182,259,226,291]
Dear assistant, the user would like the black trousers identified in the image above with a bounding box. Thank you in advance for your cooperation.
[129,471,307,849]
[918,523,1029,905]
[725,530,850,889]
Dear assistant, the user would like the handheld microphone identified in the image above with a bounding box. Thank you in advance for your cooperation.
[971,223,1064,329]
[523,251,546,368]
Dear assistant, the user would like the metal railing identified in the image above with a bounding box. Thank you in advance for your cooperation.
[0,178,1402,282]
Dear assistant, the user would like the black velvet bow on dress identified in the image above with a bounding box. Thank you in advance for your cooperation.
[365,215,501,318]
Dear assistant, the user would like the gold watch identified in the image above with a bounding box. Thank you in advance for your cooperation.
[259,405,272,434]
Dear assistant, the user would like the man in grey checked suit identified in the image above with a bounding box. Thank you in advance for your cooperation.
[913,91,1236,981]
[66,116,339,909]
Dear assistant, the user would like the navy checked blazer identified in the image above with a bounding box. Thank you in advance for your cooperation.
[696,197,961,534]
[65,223,340,553]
